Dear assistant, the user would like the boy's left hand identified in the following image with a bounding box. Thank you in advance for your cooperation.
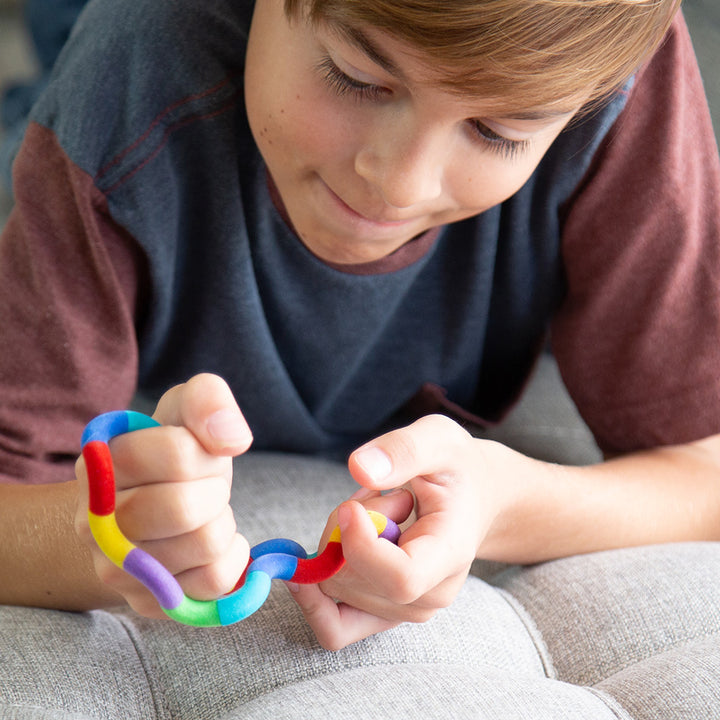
[287,415,494,650]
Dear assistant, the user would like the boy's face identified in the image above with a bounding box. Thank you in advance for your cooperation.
[245,0,578,265]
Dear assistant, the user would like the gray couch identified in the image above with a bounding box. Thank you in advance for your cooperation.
[2,356,719,719]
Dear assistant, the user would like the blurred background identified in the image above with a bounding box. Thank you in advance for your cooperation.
[0,0,718,230]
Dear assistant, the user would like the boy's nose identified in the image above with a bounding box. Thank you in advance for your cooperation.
[354,120,445,209]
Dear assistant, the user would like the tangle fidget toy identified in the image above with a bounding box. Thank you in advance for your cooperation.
[81,410,401,627]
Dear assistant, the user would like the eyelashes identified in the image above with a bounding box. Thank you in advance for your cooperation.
[468,120,531,160]
[317,54,530,160]
[316,56,387,102]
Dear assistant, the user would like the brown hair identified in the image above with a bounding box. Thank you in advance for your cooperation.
[284,0,680,113]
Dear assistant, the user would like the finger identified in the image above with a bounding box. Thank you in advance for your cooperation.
[348,414,471,491]
[110,424,232,490]
[357,488,415,525]
[336,500,468,606]
[90,556,168,619]
[286,582,399,651]
[154,374,253,456]
[321,571,468,629]
[314,488,414,556]
[136,505,239,570]
[115,474,231,540]
[173,532,250,600]
[90,519,250,605]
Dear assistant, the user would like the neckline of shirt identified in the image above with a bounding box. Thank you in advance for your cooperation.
[265,170,442,276]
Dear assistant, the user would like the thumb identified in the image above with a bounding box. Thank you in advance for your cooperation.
[348,414,471,490]
[153,373,253,456]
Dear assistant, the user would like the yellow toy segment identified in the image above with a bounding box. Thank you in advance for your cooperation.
[88,512,136,568]
[327,509,388,544]
[367,510,388,535]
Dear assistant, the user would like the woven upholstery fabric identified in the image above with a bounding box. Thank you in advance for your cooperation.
[2,358,718,719]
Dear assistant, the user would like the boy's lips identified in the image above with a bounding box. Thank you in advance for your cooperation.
[322,180,418,229]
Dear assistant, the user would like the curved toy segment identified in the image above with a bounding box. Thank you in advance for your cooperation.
[83,441,117,516]
[366,509,402,544]
[81,410,160,446]
[123,547,186,610]
[248,552,299,581]
[87,511,136,567]
[81,410,402,628]
[292,541,345,584]
[164,595,222,627]
[217,571,272,625]
[81,411,129,446]
[251,538,308,560]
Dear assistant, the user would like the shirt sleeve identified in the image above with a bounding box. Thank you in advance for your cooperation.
[0,121,146,483]
[552,13,720,455]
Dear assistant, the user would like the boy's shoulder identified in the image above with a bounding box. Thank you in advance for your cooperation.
[31,0,255,176]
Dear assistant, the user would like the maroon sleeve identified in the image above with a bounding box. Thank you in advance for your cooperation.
[552,14,720,455]
[0,122,146,484]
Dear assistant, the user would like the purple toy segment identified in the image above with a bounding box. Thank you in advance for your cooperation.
[379,517,401,544]
[124,547,184,610]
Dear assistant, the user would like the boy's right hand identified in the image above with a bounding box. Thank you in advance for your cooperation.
[74,374,253,618]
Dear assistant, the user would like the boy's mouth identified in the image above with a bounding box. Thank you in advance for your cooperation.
[322,180,418,229]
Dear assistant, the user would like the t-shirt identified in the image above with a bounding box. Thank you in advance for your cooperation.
[1,0,719,483]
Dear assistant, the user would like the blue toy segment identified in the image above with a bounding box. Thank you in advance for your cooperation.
[251,538,307,560]
[81,411,129,446]
[217,571,272,625]
[248,552,299,581]
[81,409,159,446]
[124,547,184,610]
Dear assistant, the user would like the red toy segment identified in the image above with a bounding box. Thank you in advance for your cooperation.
[292,541,345,584]
[82,441,116,516]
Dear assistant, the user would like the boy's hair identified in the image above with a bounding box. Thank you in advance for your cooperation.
[284,0,680,113]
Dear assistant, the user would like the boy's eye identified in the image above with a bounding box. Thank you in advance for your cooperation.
[468,119,530,160]
[317,56,387,102]
[317,54,530,161]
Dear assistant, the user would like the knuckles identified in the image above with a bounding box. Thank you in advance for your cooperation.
[169,475,232,531]
[186,508,241,566]
[384,414,473,471]
[146,425,214,483]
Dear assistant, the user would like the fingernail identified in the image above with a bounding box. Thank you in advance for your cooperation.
[338,503,351,532]
[207,409,252,446]
[382,488,405,497]
[354,447,393,481]
[286,582,300,594]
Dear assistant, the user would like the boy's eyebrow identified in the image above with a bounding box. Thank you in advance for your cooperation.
[333,23,408,82]
[495,109,575,121]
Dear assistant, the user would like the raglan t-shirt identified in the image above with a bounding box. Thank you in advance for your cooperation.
[1,0,719,483]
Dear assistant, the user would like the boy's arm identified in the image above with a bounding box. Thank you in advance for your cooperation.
[0,481,122,609]
[0,122,145,605]
[290,420,720,651]
[0,374,254,612]
[0,121,144,485]
[553,12,720,456]
[479,431,720,562]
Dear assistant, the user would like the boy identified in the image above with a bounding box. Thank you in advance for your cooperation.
[1,0,719,661]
